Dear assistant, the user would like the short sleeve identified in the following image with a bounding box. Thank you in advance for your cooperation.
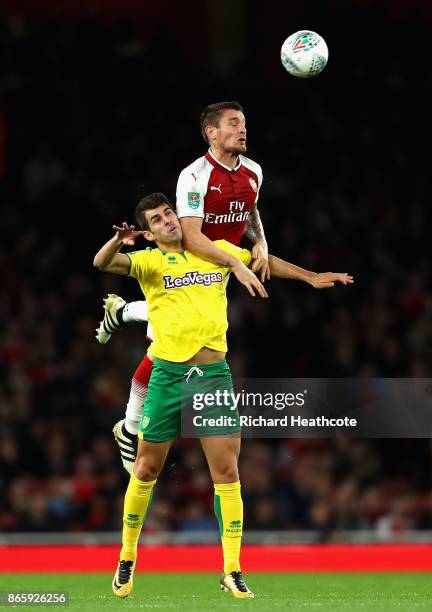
[254,164,263,205]
[214,240,252,267]
[126,249,160,282]
[175,166,205,219]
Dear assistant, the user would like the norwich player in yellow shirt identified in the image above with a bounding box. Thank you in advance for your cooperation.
[93,192,353,600]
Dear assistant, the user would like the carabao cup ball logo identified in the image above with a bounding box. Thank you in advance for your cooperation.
[281,30,328,78]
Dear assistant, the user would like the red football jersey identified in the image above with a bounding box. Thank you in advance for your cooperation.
[176,149,263,246]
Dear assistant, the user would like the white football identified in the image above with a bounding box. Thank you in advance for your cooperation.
[281,30,328,78]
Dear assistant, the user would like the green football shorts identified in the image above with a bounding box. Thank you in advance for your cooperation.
[138,358,241,442]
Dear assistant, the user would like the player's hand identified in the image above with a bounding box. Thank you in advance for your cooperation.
[232,261,268,298]
[113,222,143,246]
[309,272,354,289]
[251,240,271,282]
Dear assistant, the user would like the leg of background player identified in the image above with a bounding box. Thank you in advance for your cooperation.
[96,294,148,344]
[113,354,154,473]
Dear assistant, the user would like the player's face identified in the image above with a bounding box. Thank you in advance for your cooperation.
[213,110,247,155]
[144,205,182,244]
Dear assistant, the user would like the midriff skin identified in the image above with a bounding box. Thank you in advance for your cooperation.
[184,347,226,365]
[147,347,225,366]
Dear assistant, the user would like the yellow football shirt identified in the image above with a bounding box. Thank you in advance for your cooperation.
[127,240,251,362]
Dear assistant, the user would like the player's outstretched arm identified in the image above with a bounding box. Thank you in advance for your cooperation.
[93,222,143,275]
[267,254,354,288]
[180,217,268,298]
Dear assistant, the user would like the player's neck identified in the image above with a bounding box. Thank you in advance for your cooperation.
[156,241,183,254]
[210,146,239,170]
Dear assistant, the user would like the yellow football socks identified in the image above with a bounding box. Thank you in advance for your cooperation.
[214,481,243,574]
[120,472,156,561]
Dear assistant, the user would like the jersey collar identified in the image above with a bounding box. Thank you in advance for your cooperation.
[159,247,187,260]
[206,148,242,173]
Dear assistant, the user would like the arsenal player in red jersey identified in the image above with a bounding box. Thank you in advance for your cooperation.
[176,101,270,284]
[97,101,275,471]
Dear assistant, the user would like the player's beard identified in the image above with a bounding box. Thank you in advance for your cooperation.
[228,144,247,156]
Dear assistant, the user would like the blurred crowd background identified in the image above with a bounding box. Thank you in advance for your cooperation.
[1,0,431,540]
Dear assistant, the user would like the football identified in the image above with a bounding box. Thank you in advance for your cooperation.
[281,30,328,78]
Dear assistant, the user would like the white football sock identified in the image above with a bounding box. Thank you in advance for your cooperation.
[124,379,148,435]
[122,301,148,323]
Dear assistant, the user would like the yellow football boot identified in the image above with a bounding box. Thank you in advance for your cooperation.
[220,571,255,599]
[112,559,135,598]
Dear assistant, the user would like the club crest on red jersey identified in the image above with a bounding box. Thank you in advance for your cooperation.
[249,177,258,193]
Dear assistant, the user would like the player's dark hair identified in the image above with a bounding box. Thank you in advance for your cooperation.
[135,192,174,230]
[200,101,244,144]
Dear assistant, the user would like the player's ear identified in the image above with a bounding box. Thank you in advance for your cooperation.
[142,230,155,243]
[206,124,217,143]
